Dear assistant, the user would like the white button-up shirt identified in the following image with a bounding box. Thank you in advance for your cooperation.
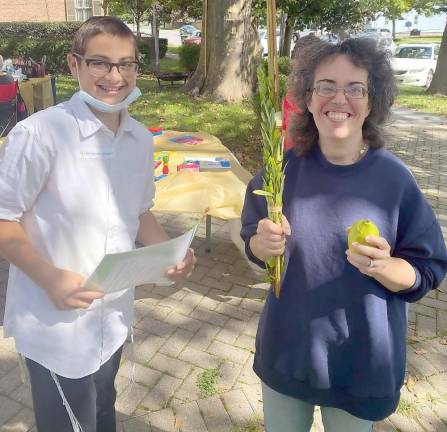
[0,93,154,378]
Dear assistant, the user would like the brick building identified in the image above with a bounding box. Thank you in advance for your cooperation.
[0,0,102,22]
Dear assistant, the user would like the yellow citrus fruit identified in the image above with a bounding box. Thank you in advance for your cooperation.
[347,219,379,251]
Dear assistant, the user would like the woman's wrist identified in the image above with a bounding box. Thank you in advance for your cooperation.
[372,257,417,293]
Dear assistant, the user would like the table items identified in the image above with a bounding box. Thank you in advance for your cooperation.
[18,76,54,114]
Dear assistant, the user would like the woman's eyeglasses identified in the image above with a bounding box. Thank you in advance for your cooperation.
[311,83,368,99]
[73,53,139,77]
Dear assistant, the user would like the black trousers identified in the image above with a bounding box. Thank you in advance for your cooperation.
[26,346,123,432]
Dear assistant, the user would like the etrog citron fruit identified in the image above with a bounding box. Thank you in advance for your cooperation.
[347,219,379,251]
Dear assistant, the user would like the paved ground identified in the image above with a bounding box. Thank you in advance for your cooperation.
[1,107,447,431]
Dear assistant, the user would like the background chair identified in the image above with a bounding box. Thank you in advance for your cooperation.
[0,81,18,137]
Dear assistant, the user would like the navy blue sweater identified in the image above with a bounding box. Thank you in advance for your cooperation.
[241,146,447,421]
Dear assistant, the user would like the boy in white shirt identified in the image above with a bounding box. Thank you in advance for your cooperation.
[0,16,196,432]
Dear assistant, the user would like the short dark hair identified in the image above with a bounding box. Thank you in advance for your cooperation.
[72,16,138,58]
[288,37,397,155]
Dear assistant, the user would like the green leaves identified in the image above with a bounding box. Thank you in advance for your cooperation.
[253,62,286,298]
[0,22,81,38]
[253,189,273,197]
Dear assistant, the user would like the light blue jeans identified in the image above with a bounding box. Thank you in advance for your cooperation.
[262,383,374,432]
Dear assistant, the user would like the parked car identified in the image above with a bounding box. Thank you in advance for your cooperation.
[183,31,202,45]
[179,25,199,37]
[391,43,440,87]
[358,28,391,38]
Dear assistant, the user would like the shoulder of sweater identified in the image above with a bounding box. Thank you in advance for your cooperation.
[373,147,417,182]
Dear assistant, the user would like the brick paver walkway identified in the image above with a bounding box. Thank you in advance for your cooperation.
[1,107,447,431]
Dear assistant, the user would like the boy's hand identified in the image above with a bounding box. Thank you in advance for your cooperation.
[45,268,104,310]
[165,248,197,282]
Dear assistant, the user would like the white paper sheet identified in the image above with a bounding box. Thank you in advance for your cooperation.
[85,225,198,294]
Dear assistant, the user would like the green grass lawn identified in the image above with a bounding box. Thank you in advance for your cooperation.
[396,84,447,116]
[167,45,181,55]
[395,36,442,45]
[159,54,184,73]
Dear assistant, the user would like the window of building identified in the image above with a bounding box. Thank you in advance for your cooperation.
[75,0,93,21]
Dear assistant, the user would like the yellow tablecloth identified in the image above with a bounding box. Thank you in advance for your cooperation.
[152,131,252,220]
[18,76,54,114]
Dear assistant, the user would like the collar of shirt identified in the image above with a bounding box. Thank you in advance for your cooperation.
[69,92,137,139]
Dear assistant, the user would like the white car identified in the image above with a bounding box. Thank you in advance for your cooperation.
[391,44,440,88]
[359,28,391,38]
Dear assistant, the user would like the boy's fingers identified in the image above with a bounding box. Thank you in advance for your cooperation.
[75,290,105,303]
[69,299,94,309]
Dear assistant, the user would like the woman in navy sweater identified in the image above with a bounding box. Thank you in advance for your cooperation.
[241,38,447,431]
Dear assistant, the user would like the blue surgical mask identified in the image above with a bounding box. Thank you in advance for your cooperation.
[75,61,141,113]
[77,86,141,113]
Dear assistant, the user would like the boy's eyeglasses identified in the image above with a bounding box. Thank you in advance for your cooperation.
[73,53,139,77]
[311,83,368,99]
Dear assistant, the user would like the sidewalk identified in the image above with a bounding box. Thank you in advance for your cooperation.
[1,107,447,431]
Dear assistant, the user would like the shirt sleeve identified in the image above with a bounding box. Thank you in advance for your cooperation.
[393,179,447,303]
[0,124,54,222]
[139,131,155,215]
[240,171,268,268]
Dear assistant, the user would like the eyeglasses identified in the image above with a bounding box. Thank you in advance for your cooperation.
[73,53,139,77]
[311,83,368,99]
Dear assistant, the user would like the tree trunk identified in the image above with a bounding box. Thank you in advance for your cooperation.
[428,22,447,95]
[392,19,396,40]
[183,0,261,102]
[279,15,294,57]
[135,13,141,39]
[149,6,160,73]
[101,0,108,15]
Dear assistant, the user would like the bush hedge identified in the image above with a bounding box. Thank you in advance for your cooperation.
[0,37,73,74]
[278,56,291,75]
[0,21,81,38]
[139,37,168,71]
[0,22,167,75]
[179,44,200,72]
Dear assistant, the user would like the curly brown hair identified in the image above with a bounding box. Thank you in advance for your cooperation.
[287,37,397,155]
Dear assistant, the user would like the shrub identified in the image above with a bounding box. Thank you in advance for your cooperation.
[0,21,81,38]
[278,56,291,75]
[0,22,168,75]
[138,37,168,72]
[179,44,200,72]
[0,37,72,74]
